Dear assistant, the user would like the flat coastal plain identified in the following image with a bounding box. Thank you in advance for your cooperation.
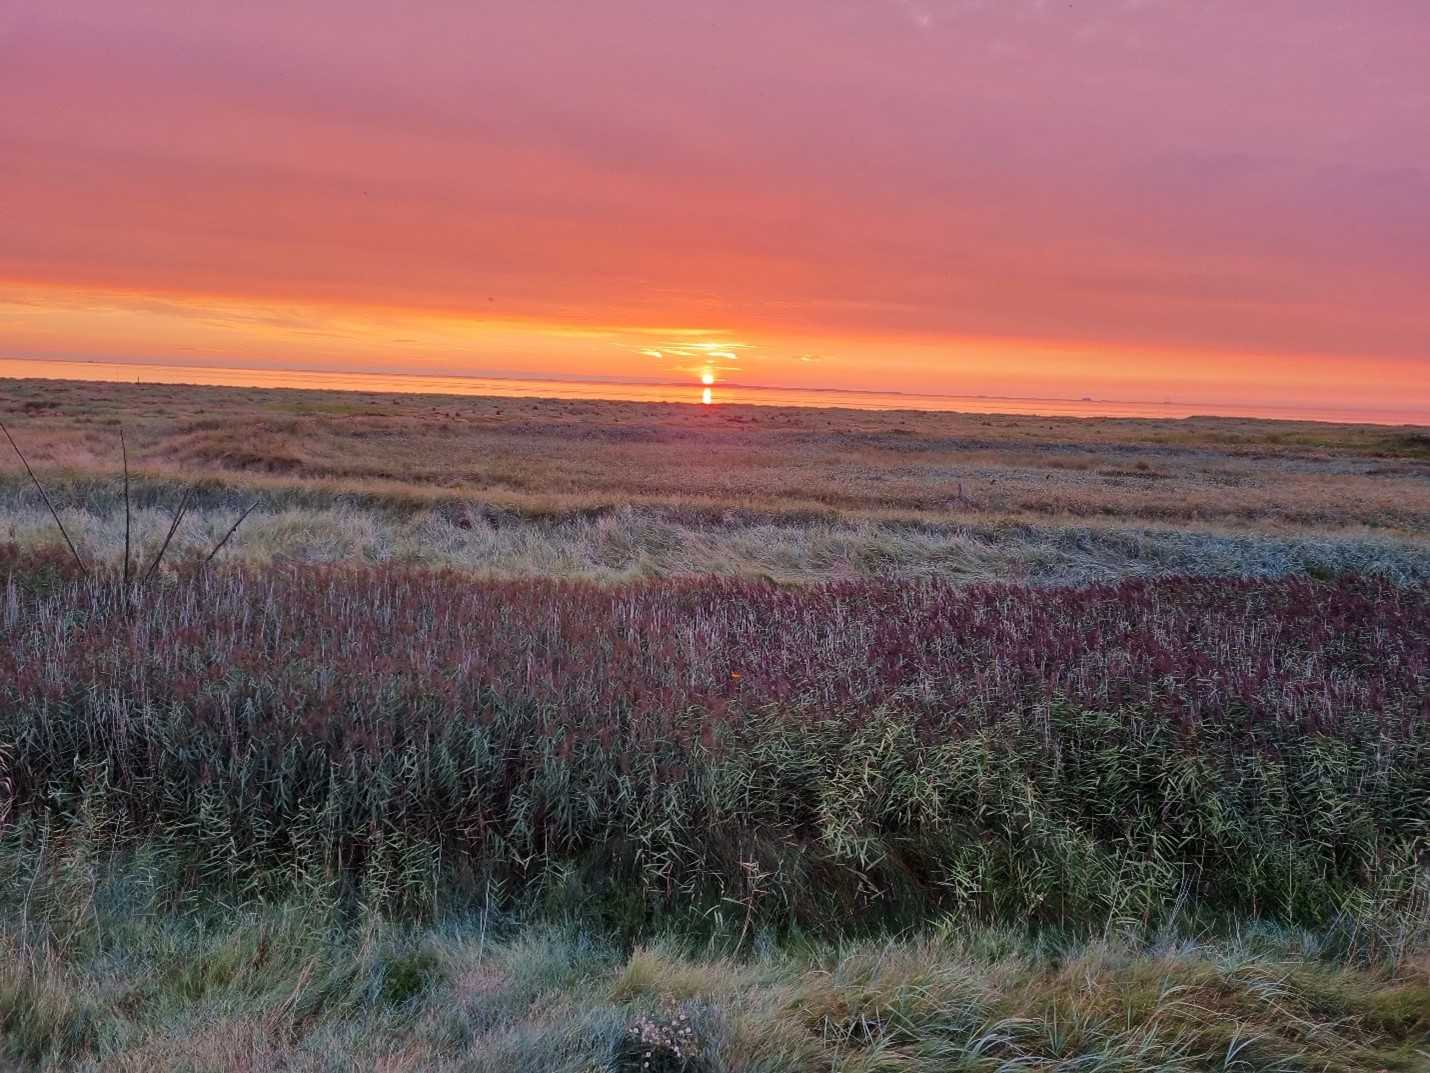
[2,376,1427,583]
[2,375,1430,1071]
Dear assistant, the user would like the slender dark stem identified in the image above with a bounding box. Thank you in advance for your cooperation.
[204,500,259,563]
[142,485,192,582]
[1,420,87,574]
[121,427,132,587]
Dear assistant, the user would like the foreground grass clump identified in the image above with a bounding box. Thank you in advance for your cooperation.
[1,550,1425,934]
[2,831,1430,1073]
[0,851,1427,1073]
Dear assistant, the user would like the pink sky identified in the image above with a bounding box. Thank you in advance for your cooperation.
[2,0,1428,418]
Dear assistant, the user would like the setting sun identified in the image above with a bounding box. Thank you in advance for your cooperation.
[700,372,715,386]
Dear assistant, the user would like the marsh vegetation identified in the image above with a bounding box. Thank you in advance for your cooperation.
[0,377,1427,1069]
[3,378,1428,593]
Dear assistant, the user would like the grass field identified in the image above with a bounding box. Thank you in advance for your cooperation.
[3,377,1428,586]
[1,377,1428,1070]
[5,892,1429,1072]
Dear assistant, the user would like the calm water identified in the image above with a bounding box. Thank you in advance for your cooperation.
[2,357,1425,426]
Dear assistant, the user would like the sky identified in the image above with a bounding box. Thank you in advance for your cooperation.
[2,0,1428,419]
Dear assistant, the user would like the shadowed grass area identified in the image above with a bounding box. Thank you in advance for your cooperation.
[0,844,1426,1073]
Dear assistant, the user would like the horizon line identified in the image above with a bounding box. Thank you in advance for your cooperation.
[2,355,1427,428]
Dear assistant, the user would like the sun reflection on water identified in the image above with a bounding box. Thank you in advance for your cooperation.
[702,386,712,405]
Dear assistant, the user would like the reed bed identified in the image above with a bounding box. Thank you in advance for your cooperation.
[0,548,1426,935]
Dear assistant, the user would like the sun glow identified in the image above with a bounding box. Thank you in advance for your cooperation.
[0,283,1425,422]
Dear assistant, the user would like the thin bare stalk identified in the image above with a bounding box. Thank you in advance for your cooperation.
[204,500,260,563]
[1,420,87,574]
[121,427,132,587]
[142,485,192,582]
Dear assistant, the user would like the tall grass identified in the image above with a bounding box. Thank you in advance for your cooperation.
[1,548,1425,936]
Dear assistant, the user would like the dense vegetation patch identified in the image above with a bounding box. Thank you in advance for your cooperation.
[1,551,1425,936]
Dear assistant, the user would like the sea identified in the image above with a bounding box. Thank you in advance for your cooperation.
[1,357,1424,426]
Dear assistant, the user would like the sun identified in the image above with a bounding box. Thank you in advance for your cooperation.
[700,371,715,385]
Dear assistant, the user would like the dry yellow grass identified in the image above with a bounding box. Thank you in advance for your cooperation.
[4,376,1427,531]
[2,376,1427,582]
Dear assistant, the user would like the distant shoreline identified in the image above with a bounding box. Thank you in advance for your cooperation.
[2,356,1426,427]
